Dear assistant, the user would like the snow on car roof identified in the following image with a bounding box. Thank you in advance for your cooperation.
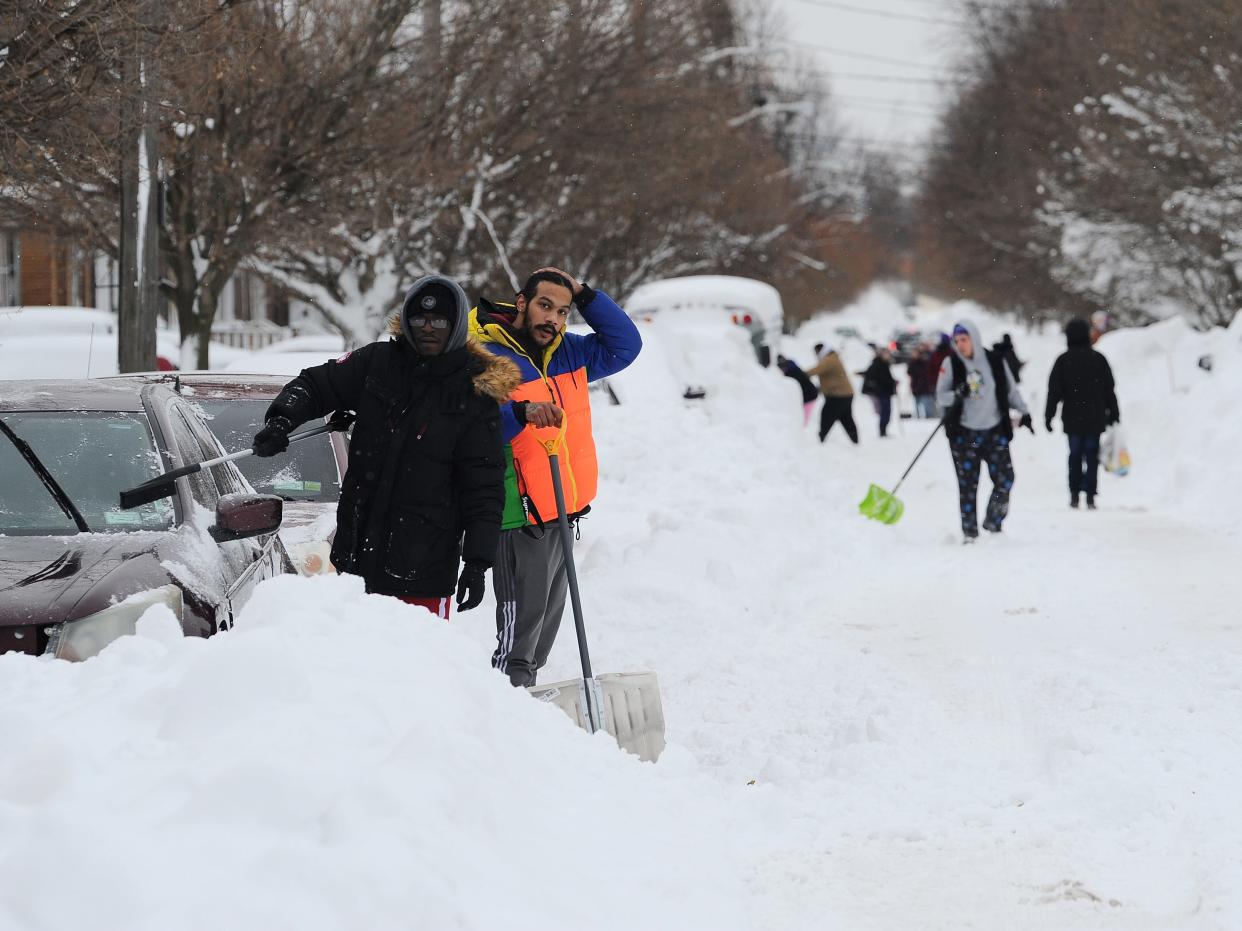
[0,377,152,412]
[624,275,784,328]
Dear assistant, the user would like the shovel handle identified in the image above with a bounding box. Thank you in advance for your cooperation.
[547,452,602,733]
[890,417,945,496]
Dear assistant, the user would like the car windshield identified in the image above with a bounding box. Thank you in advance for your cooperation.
[196,399,341,502]
[0,412,173,535]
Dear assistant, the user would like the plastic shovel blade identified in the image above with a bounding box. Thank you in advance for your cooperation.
[528,671,666,762]
[858,483,904,525]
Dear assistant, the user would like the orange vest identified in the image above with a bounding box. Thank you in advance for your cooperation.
[509,369,596,521]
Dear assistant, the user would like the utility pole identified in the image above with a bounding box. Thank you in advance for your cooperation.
[118,0,159,373]
[632,0,646,59]
[424,0,441,69]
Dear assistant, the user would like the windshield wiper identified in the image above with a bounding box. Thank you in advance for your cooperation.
[0,417,90,533]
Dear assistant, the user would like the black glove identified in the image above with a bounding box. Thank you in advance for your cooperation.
[1019,413,1034,434]
[573,283,597,310]
[1109,411,1120,425]
[455,561,488,612]
[953,381,971,400]
[1045,418,1054,433]
[252,415,294,457]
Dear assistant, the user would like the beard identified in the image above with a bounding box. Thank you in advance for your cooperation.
[526,321,559,344]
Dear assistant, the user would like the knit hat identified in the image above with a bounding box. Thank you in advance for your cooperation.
[400,275,470,353]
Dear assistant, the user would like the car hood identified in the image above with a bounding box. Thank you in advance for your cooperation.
[279,500,336,531]
[0,534,168,628]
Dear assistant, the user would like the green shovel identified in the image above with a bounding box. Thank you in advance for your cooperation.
[859,418,946,525]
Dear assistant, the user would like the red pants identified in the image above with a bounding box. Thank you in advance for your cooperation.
[398,595,451,620]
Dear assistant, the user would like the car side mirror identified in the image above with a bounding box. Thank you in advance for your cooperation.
[210,493,282,543]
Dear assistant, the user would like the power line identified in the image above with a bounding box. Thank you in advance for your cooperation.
[768,66,960,85]
[782,39,952,72]
[788,0,968,28]
[883,0,1016,9]
[833,91,943,110]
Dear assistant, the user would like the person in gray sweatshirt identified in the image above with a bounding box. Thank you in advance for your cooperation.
[934,320,1033,541]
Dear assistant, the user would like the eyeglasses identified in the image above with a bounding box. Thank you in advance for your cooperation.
[409,315,450,330]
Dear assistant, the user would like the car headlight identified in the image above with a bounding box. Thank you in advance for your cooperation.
[47,585,184,662]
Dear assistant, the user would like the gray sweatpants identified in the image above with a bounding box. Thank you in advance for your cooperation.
[491,527,571,687]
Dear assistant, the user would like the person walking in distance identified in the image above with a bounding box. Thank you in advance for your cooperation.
[470,267,641,687]
[860,346,898,437]
[935,320,1033,542]
[805,344,859,444]
[908,343,937,419]
[1045,317,1120,510]
[251,275,519,617]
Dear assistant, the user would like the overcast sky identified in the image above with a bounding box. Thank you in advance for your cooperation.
[766,0,970,160]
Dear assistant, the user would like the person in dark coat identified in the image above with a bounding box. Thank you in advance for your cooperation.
[992,333,1025,383]
[927,334,953,414]
[907,343,936,418]
[777,354,820,426]
[1045,317,1120,510]
[252,275,521,618]
[860,347,898,437]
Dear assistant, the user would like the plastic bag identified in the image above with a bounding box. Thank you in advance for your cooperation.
[1100,424,1131,476]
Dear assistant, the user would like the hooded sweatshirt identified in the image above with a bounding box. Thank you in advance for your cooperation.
[935,319,1028,431]
[400,275,470,353]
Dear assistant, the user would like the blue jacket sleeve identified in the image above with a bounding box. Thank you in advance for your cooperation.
[567,289,642,381]
[498,401,524,443]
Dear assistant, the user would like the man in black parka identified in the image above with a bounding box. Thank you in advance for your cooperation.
[1045,317,1120,510]
[252,275,521,617]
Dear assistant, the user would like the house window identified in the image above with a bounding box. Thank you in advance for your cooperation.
[232,271,266,322]
[0,232,19,306]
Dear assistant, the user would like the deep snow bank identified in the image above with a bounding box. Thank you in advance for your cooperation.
[1091,313,1242,526]
[0,575,745,931]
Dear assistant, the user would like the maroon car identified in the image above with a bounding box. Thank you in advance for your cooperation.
[0,378,292,660]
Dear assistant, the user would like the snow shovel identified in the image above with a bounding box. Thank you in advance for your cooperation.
[119,411,355,509]
[859,417,945,525]
[526,446,666,763]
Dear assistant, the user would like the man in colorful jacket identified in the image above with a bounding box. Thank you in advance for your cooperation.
[470,267,641,686]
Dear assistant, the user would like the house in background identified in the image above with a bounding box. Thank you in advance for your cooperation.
[0,226,94,308]
[5,219,326,351]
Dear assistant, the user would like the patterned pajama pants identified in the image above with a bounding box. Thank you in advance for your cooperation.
[949,427,1015,537]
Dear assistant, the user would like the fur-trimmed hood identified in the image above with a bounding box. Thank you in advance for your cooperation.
[465,340,521,402]
[382,316,520,402]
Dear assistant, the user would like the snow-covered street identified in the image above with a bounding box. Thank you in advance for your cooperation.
[537,298,1242,929]
[2,294,1239,929]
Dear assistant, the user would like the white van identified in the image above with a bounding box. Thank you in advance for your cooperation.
[623,275,784,367]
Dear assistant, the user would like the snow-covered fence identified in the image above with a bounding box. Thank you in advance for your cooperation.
[209,319,292,351]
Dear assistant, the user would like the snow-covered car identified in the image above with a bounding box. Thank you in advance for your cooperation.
[0,378,293,660]
[151,372,347,576]
[624,275,784,367]
[887,326,941,364]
